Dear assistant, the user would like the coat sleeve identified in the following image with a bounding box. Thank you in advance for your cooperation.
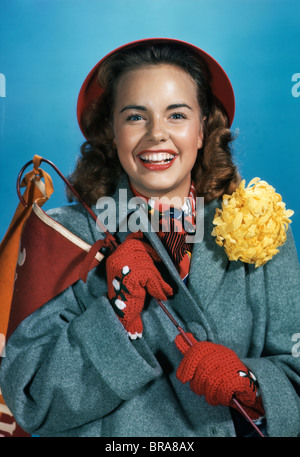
[244,228,300,437]
[0,281,162,435]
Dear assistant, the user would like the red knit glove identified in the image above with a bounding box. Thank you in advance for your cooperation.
[106,232,173,339]
[175,333,265,420]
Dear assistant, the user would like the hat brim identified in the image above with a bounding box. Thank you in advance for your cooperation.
[77,38,235,137]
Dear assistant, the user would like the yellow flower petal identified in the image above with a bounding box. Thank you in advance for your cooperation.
[212,178,293,267]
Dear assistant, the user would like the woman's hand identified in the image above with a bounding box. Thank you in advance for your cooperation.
[106,232,173,339]
[175,333,265,419]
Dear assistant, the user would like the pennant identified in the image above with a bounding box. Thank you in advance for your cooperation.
[0,155,54,337]
[7,203,104,338]
[0,155,54,437]
[0,156,105,437]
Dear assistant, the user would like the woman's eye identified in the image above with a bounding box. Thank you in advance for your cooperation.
[170,112,186,120]
[127,114,144,121]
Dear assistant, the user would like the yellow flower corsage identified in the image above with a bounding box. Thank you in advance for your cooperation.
[212,178,294,267]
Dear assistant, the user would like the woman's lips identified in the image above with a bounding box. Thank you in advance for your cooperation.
[137,150,178,171]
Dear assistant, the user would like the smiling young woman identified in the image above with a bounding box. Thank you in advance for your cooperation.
[69,40,239,206]
[1,39,299,439]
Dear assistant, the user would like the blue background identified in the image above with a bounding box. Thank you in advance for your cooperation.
[1,0,299,255]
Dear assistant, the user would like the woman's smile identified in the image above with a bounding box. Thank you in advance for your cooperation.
[137,149,178,170]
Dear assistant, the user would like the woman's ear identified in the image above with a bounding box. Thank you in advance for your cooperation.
[197,132,204,150]
[197,117,206,149]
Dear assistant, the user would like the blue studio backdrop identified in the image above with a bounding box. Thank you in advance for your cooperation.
[0,0,299,256]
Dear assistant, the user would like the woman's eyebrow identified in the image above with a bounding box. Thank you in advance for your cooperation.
[120,103,193,113]
[120,105,147,113]
[167,103,193,111]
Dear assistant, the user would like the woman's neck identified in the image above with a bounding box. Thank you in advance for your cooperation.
[129,179,192,209]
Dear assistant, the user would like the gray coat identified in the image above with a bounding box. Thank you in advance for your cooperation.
[1,174,300,437]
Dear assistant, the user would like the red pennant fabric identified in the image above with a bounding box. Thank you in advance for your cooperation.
[0,155,54,339]
[6,203,104,339]
[0,155,54,437]
[1,202,104,437]
[0,157,106,437]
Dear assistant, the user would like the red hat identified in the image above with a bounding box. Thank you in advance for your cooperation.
[77,38,235,137]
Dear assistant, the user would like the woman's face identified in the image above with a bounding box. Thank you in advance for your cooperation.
[112,64,204,204]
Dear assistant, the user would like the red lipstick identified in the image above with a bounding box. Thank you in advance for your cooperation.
[137,149,178,171]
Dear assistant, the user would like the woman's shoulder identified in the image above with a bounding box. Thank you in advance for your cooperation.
[264,226,300,279]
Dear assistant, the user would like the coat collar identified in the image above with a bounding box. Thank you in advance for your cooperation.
[188,198,231,311]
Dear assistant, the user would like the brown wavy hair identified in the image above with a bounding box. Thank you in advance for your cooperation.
[68,42,240,205]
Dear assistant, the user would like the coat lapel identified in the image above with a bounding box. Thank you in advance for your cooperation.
[188,199,231,311]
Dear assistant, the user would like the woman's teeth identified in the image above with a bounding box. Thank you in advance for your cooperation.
[139,153,175,163]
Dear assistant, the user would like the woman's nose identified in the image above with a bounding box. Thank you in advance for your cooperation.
[146,118,169,142]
